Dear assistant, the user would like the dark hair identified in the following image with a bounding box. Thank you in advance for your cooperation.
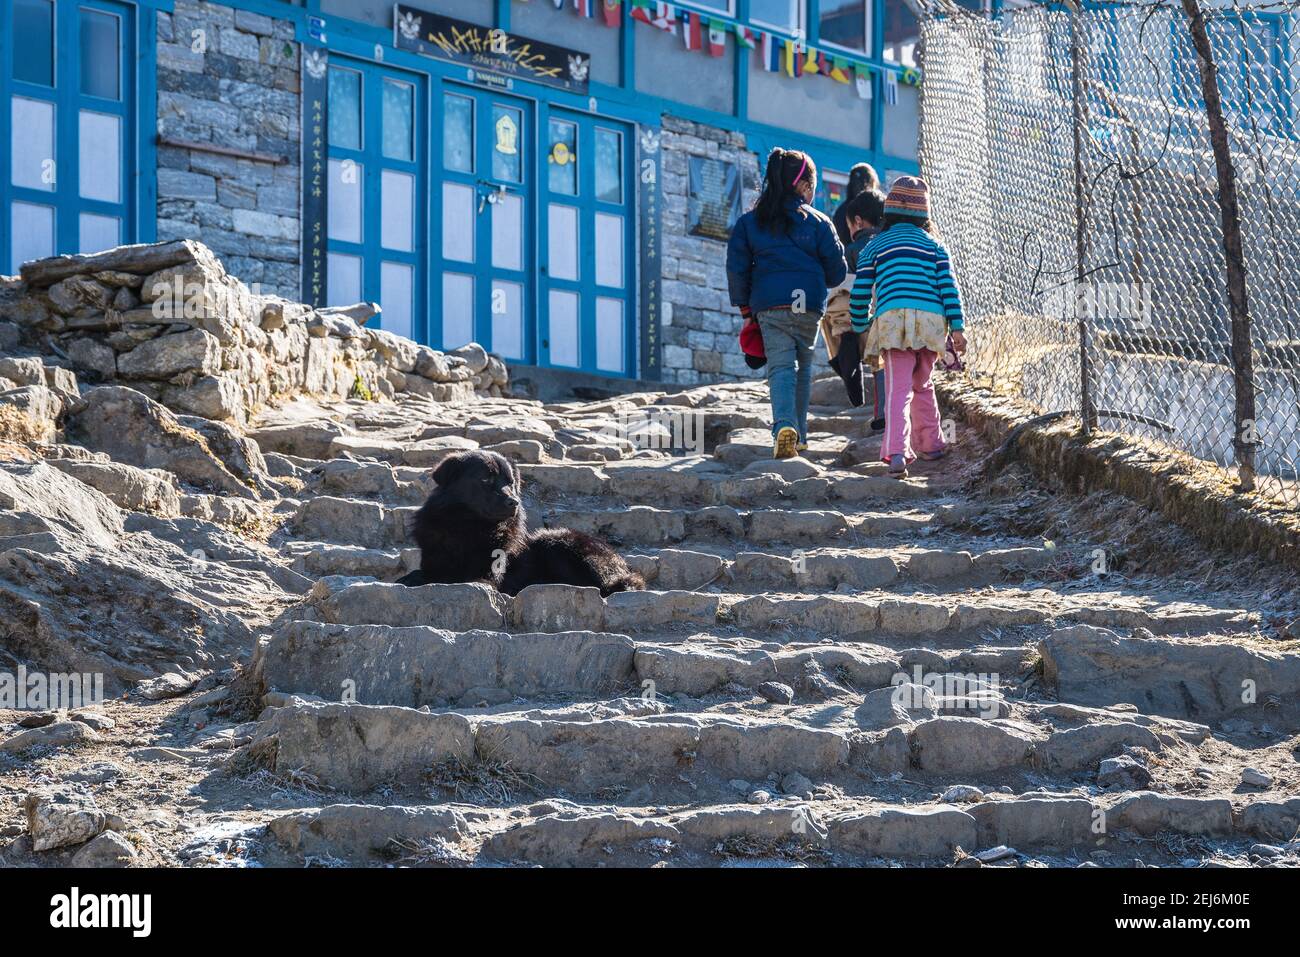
[754,148,816,235]
[846,163,880,199]
[841,189,885,231]
[882,212,932,233]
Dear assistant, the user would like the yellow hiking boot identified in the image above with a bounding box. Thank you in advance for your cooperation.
[773,427,799,460]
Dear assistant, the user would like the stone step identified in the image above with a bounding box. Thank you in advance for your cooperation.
[295,578,1254,649]
[516,460,933,508]
[238,698,1186,798]
[263,790,1300,867]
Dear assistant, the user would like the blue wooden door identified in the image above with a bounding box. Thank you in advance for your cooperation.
[433,84,534,363]
[325,57,425,341]
[539,108,636,377]
[2,0,135,273]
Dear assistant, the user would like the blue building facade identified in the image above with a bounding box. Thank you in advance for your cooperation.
[1,0,929,384]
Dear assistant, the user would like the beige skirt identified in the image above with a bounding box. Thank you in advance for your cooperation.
[863,307,949,359]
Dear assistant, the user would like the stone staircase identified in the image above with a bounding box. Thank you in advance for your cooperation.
[231,379,1300,868]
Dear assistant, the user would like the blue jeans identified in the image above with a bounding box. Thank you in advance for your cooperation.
[756,308,820,441]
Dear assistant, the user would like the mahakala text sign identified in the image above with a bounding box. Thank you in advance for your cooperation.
[393,4,590,94]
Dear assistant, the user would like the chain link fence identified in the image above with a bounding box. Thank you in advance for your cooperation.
[918,0,1300,506]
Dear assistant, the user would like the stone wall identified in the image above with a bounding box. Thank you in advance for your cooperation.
[154,0,302,299]
[0,241,507,431]
[658,115,761,386]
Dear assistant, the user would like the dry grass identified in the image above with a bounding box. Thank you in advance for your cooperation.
[424,752,542,805]
[713,834,832,864]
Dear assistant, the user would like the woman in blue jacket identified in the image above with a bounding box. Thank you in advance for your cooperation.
[727,148,846,459]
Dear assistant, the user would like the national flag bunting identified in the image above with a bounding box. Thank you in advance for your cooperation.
[682,11,703,51]
[854,64,873,100]
[602,0,621,28]
[574,0,595,17]
[760,31,780,72]
[830,55,851,83]
[707,18,727,56]
[734,24,757,49]
[884,69,899,105]
[630,0,675,31]
[782,38,802,77]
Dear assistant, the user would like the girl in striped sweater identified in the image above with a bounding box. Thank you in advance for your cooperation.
[849,176,966,477]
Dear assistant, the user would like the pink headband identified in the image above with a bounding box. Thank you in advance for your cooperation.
[791,155,807,188]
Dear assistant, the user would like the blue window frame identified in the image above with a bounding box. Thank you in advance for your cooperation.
[1,0,135,273]
[325,57,426,342]
[539,107,637,376]
[1171,12,1293,140]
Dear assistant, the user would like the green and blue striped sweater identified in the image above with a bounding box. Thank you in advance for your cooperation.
[849,223,965,334]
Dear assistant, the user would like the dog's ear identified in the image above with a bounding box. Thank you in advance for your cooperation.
[506,456,522,496]
[432,452,469,488]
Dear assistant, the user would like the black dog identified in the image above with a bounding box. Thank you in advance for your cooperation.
[396,450,644,597]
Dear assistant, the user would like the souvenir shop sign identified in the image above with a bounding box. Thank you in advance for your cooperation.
[393,4,591,94]
[687,157,742,241]
[300,47,329,308]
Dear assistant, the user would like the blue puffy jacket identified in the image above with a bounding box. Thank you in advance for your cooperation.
[726,198,847,315]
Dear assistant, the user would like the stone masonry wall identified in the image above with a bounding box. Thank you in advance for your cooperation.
[154,0,302,300]
[658,115,760,386]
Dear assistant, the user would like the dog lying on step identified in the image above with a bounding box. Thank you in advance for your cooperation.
[396,449,644,597]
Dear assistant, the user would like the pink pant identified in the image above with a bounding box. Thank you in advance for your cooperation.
[880,348,944,463]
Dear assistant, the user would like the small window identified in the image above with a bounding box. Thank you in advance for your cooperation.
[80,8,121,100]
[750,0,802,34]
[13,0,54,87]
[382,79,414,161]
[548,119,577,195]
[594,128,622,204]
[820,0,869,54]
[327,67,362,150]
[443,93,473,172]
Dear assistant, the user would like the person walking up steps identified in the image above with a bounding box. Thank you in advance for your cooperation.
[849,176,966,477]
[727,148,846,459]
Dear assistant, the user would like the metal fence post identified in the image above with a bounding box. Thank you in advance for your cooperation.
[1068,3,1098,434]
[1179,0,1258,491]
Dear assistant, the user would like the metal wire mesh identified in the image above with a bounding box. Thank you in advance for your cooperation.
[918,0,1300,506]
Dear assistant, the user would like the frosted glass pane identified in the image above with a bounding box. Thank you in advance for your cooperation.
[79,213,119,254]
[79,111,121,202]
[491,193,522,271]
[595,213,623,288]
[443,94,473,172]
[596,297,624,373]
[80,9,120,99]
[548,290,579,368]
[382,79,414,161]
[491,280,523,360]
[381,169,413,252]
[327,252,361,306]
[594,128,622,203]
[491,105,522,182]
[11,202,54,273]
[11,97,54,191]
[14,0,54,87]
[442,182,475,263]
[547,119,577,195]
[442,273,474,350]
[328,68,361,150]
[548,204,578,281]
[327,158,362,243]
[380,262,413,340]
